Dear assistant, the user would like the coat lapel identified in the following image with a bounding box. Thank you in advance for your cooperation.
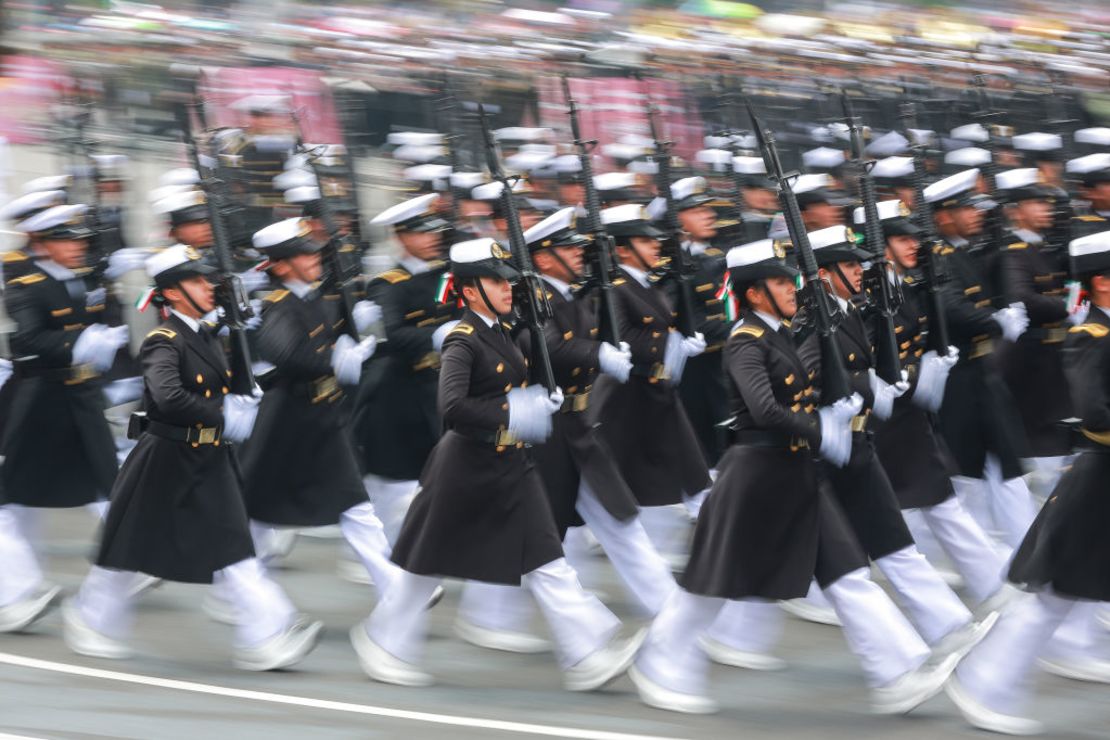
[469,310,527,377]
[170,314,229,379]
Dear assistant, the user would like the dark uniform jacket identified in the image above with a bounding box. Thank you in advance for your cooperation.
[593,268,711,507]
[354,260,459,481]
[937,239,1027,478]
[389,308,563,585]
[530,279,639,539]
[238,285,367,526]
[96,314,255,583]
[995,235,1074,456]
[1,267,117,507]
[1009,308,1110,600]
[674,243,731,468]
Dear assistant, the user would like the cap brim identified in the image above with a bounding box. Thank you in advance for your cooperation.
[406,216,451,233]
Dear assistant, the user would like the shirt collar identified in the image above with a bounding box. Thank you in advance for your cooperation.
[1099,305,1110,322]
[542,274,573,300]
[683,240,709,257]
[472,310,498,328]
[400,254,433,275]
[34,259,77,281]
[834,293,850,312]
[620,264,650,288]
[948,235,969,249]
[171,309,201,333]
[283,279,313,299]
[753,309,782,333]
[1012,228,1043,245]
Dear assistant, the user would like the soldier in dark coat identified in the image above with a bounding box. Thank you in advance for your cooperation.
[630,238,957,717]
[924,168,1039,549]
[350,237,643,691]
[237,218,400,594]
[64,244,321,672]
[948,230,1110,736]
[356,193,459,541]
[591,204,712,557]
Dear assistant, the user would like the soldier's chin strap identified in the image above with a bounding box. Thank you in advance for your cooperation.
[543,248,580,284]
[831,263,860,296]
[758,280,789,322]
[173,280,209,319]
[627,241,655,274]
[473,278,505,320]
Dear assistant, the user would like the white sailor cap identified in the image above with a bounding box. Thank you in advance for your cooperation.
[493,127,553,143]
[387,131,444,147]
[733,156,768,175]
[866,131,909,158]
[16,203,91,238]
[252,217,321,260]
[670,176,716,210]
[725,238,797,282]
[392,144,448,164]
[0,190,67,222]
[1066,153,1110,185]
[403,164,452,192]
[809,224,869,264]
[471,179,530,202]
[627,157,659,176]
[696,148,733,173]
[871,156,915,181]
[995,168,1042,191]
[923,169,983,208]
[90,153,129,179]
[149,184,195,206]
[1075,127,1110,147]
[802,147,846,171]
[524,206,589,251]
[369,192,448,232]
[1012,132,1062,153]
[303,143,347,168]
[273,168,317,191]
[449,171,488,191]
[230,94,291,115]
[506,147,555,173]
[146,243,215,287]
[158,168,200,187]
[153,189,209,226]
[1070,230,1110,276]
[601,203,664,238]
[852,198,912,225]
[449,237,519,280]
[950,123,989,143]
[550,154,582,174]
[602,142,652,162]
[944,147,992,168]
[284,185,321,205]
[21,175,72,195]
[704,135,731,149]
[794,173,832,195]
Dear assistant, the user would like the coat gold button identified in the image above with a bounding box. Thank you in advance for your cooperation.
[196,374,204,384]
[496,362,504,373]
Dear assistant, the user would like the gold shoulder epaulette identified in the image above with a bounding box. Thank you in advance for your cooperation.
[1075,215,1106,223]
[731,324,765,339]
[146,327,177,340]
[1068,323,1109,338]
[612,277,627,286]
[2,251,28,263]
[6,272,45,286]
[1006,241,1028,250]
[704,247,724,257]
[377,269,411,284]
[264,289,290,303]
[448,322,475,336]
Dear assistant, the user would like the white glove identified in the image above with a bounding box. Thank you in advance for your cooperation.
[73,324,129,372]
[352,300,382,334]
[598,341,632,383]
[543,387,565,412]
[663,331,689,383]
[104,247,149,279]
[1067,302,1090,327]
[507,385,555,443]
[236,268,269,294]
[244,299,264,331]
[682,331,707,358]
[331,333,377,385]
[0,358,11,392]
[911,347,960,413]
[868,368,910,421]
[432,320,459,352]
[992,302,1029,342]
[817,393,863,468]
[222,392,262,443]
[103,376,144,407]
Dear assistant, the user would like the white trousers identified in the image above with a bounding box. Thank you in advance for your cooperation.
[367,558,620,669]
[910,496,1010,605]
[642,569,931,695]
[638,504,691,562]
[983,455,1038,549]
[1025,455,1073,502]
[875,546,972,645]
[0,507,42,606]
[362,475,419,546]
[706,598,783,656]
[458,580,539,633]
[78,558,296,648]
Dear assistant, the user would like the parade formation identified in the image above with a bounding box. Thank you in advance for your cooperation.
[2,6,1110,735]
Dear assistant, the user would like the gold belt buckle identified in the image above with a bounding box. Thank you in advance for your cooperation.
[573,391,590,412]
[850,415,868,433]
[970,339,994,359]
[494,427,519,446]
[312,375,340,402]
[1043,328,1067,344]
[789,436,809,452]
[649,363,671,383]
[196,427,218,445]
[66,363,98,385]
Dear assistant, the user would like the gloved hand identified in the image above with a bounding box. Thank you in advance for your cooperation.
[236,268,269,294]
[103,376,144,407]
[222,391,262,443]
[542,387,565,413]
[432,320,459,352]
[817,393,863,468]
[507,385,556,443]
[244,299,264,331]
[663,330,703,383]
[85,286,106,309]
[0,358,11,392]
[352,300,383,334]
[992,302,1029,342]
[73,324,129,372]
[682,331,707,358]
[104,247,149,279]
[598,341,632,383]
[1067,302,1090,327]
[869,368,911,421]
[911,347,960,413]
[331,333,377,385]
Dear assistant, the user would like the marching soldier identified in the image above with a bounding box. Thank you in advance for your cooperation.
[1067,153,1110,238]
[0,190,68,282]
[630,238,957,716]
[219,95,297,240]
[350,238,643,690]
[357,194,459,541]
[947,230,1110,736]
[731,156,779,243]
[64,244,322,670]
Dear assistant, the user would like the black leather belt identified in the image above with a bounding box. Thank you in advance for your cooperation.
[1024,326,1068,344]
[629,362,670,382]
[147,420,223,446]
[285,375,341,403]
[451,425,527,449]
[731,429,810,450]
[14,361,99,385]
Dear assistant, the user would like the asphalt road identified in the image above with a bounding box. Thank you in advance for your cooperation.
[2,510,1109,740]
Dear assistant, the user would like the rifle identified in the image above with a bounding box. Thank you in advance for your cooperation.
[841,92,904,385]
[971,75,1011,254]
[60,84,117,276]
[175,93,257,395]
[288,106,362,341]
[747,99,853,403]
[898,101,952,356]
[435,76,466,230]
[642,82,697,337]
[560,75,621,346]
[476,104,557,393]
